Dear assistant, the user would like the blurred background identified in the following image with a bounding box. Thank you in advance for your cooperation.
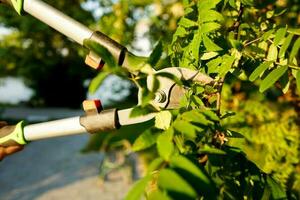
[0,0,299,199]
[0,0,181,199]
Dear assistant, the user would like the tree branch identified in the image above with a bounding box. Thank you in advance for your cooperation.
[228,5,244,38]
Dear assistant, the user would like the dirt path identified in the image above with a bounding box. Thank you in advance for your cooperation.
[0,134,131,200]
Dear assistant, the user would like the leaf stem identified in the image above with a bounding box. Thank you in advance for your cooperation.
[263,59,300,70]
[288,65,300,70]
[276,62,300,70]
[244,37,262,47]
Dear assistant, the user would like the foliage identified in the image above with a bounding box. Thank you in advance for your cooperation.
[86,0,300,199]
[223,98,300,191]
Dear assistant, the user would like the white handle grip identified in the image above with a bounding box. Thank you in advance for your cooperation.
[24,117,86,141]
[24,0,93,45]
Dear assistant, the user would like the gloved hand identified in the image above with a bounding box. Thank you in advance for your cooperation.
[0,121,23,161]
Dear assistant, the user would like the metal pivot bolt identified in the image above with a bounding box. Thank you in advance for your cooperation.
[154,90,167,103]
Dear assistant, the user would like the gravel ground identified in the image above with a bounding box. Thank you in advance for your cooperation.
[0,134,131,200]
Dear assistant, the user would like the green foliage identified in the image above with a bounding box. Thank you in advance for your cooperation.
[223,99,300,193]
[119,0,300,199]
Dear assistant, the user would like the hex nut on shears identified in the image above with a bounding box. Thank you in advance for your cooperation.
[154,90,167,103]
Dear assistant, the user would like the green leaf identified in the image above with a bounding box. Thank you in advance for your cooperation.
[267,44,278,61]
[84,39,117,68]
[190,30,202,61]
[170,155,211,184]
[218,55,235,77]
[199,10,224,24]
[226,130,244,138]
[141,88,155,106]
[132,129,157,151]
[172,26,188,42]
[207,57,222,74]
[200,22,221,34]
[190,95,204,108]
[148,190,172,200]
[190,95,205,107]
[173,120,201,138]
[266,176,287,199]
[274,8,287,17]
[296,70,300,94]
[178,18,198,28]
[158,169,197,198]
[289,37,300,62]
[156,72,183,86]
[249,61,273,81]
[262,30,275,41]
[155,111,172,130]
[274,28,286,46]
[157,129,174,161]
[279,34,293,58]
[241,0,254,6]
[198,0,221,11]
[130,105,156,117]
[279,70,289,94]
[148,41,163,67]
[228,0,236,8]
[151,75,160,92]
[88,72,109,94]
[193,85,205,95]
[229,39,243,50]
[124,175,152,200]
[147,157,165,174]
[201,52,219,60]
[202,110,219,121]
[259,65,288,92]
[266,10,274,19]
[203,35,223,51]
[181,110,213,126]
[198,145,226,155]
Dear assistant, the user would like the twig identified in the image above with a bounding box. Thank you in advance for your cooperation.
[228,5,244,39]
[216,78,224,116]
[244,37,262,47]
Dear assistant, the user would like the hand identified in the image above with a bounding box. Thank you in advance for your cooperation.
[0,121,23,161]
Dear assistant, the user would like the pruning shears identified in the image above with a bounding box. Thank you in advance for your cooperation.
[0,0,215,147]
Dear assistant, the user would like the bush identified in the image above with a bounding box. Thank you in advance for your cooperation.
[87,0,300,199]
